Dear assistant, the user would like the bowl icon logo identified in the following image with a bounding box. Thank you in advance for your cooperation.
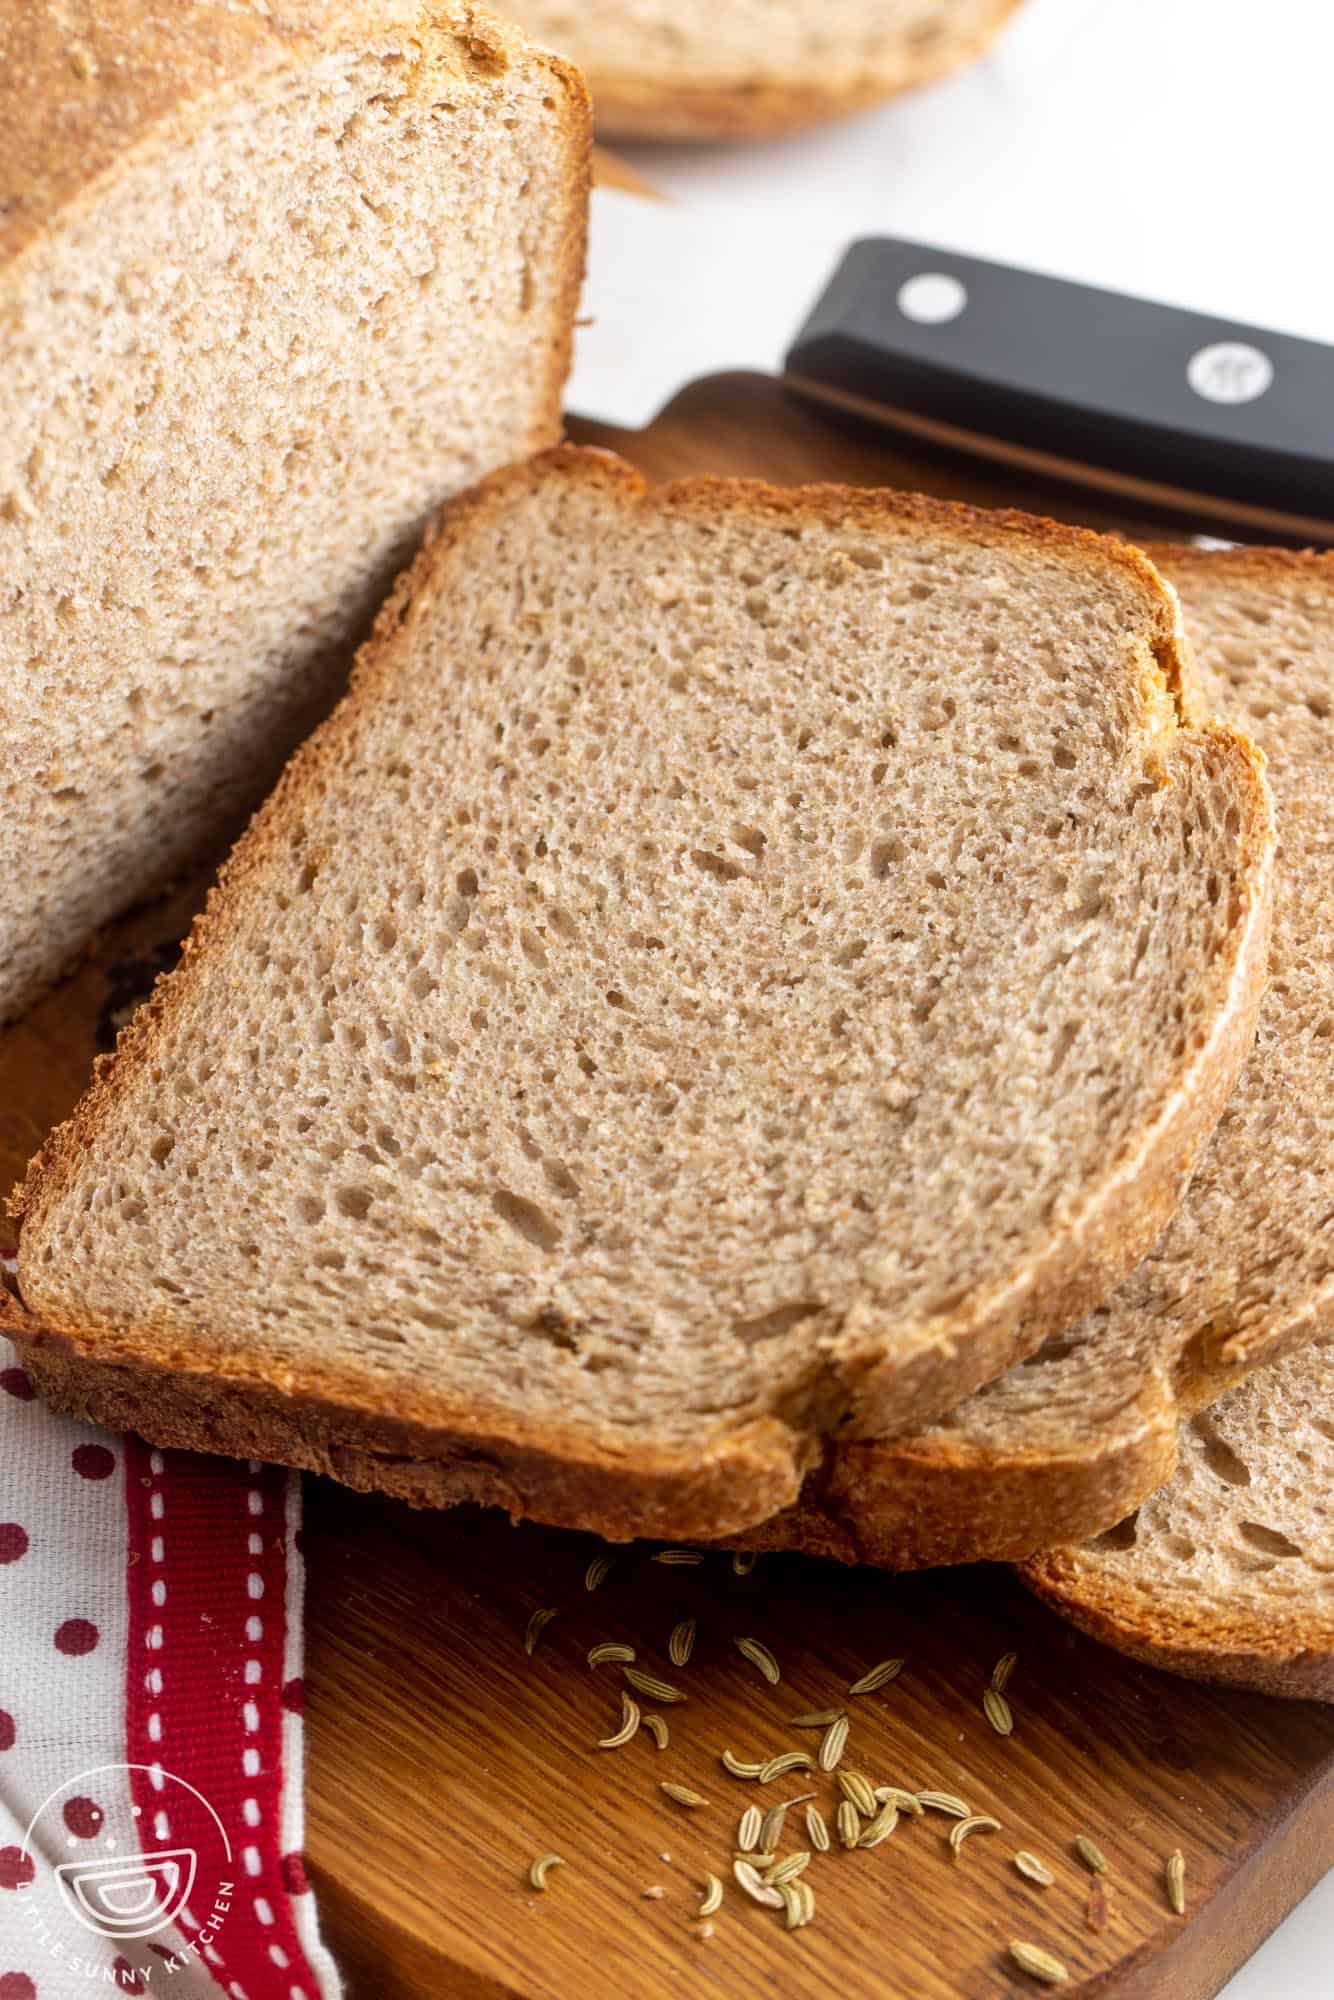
[54,1845,199,1940]
[21,1763,232,1954]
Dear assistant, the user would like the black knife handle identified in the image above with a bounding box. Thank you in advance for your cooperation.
[784,238,1334,538]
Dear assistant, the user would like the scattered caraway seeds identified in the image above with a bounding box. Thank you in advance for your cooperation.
[1074,1834,1108,1876]
[761,1796,814,1850]
[735,1637,781,1684]
[737,1806,762,1853]
[950,1814,1002,1856]
[876,1787,923,1816]
[1014,1851,1055,1887]
[1086,1879,1109,1932]
[837,1801,861,1849]
[732,1551,757,1577]
[859,1803,900,1849]
[991,1651,1019,1693]
[584,1556,613,1592]
[733,1859,785,1909]
[587,1642,635,1669]
[625,1667,688,1704]
[837,1769,878,1817]
[661,1783,708,1809]
[1009,1942,1069,1985]
[789,1709,845,1729]
[527,1853,563,1891]
[654,1548,703,1565]
[983,1688,1015,1737]
[721,1750,765,1779]
[806,1804,830,1853]
[643,1714,670,1751]
[818,1714,849,1771]
[918,1791,970,1818]
[848,1658,904,1696]
[524,1608,557,1656]
[669,1619,697,1668]
[780,1879,816,1930]
[765,1852,812,1887]
[699,1875,723,1917]
[642,1885,666,1899]
[739,1852,777,1869]
[758,1751,815,1783]
[597,1693,641,1749]
[1166,1849,1186,1916]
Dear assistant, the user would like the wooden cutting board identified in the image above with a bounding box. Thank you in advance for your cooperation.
[2,372,1331,2000]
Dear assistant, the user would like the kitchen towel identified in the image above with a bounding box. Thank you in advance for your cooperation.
[0,1317,342,2000]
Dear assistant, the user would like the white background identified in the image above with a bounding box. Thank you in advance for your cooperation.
[610,0,1334,1989]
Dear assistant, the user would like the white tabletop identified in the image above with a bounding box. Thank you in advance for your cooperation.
[616,2,1333,1989]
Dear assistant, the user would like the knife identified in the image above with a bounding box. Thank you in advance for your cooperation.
[569,187,1334,544]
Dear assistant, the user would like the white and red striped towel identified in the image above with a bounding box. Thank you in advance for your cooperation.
[1,1330,342,2000]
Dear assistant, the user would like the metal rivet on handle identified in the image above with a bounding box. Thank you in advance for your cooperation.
[896,272,968,326]
[1186,341,1274,405]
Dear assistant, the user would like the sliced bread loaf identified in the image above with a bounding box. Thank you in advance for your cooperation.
[740,548,1334,1569]
[509,0,1021,140]
[4,451,1273,1541]
[1021,1333,1334,1702]
[0,0,588,1023]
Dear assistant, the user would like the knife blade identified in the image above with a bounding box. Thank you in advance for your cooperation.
[569,187,1334,543]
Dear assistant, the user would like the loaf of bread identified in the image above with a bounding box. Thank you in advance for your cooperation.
[4,451,1273,1543]
[0,0,588,1023]
[508,0,1021,140]
[739,548,1332,1570]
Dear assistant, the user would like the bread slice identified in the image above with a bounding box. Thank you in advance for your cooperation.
[0,0,588,1024]
[740,548,1333,1569]
[509,0,1021,140]
[4,451,1273,1542]
[1021,1333,1334,1702]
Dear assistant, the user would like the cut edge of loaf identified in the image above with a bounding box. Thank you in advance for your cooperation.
[0,2,592,1021]
[6,453,1275,1539]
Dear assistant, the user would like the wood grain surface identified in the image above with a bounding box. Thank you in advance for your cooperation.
[2,371,1330,2000]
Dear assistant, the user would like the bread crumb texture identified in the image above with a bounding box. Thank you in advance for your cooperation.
[0,0,587,1020]
[14,458,1273,1536]
[748,550,1333,1568]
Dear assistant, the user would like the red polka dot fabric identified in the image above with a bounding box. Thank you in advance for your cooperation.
[0,1331,343,1997]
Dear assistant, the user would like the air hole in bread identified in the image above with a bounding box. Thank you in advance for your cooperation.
[1236,1519,1303,1559]
[734,1301,822,1346]
[691,849,745,884]
[1189,1412,1252,1487]
[492,1186,559,1252]
[1093,1511,1139,1552]
[333,1184,375,1222]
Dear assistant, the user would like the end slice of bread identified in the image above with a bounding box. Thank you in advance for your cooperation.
[739,548,1332,1569]
[0,0,589,1022]
[1021,1332,1334,1703]
[510,0,1022,140]
[5,452,1273,1540]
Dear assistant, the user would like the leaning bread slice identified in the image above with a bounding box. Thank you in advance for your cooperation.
[1021,1333,1334,1702]
[740,548,1332,1568]
[0,0,588,1023]
[509,0,1021,140]
[4,452,1273,1541]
